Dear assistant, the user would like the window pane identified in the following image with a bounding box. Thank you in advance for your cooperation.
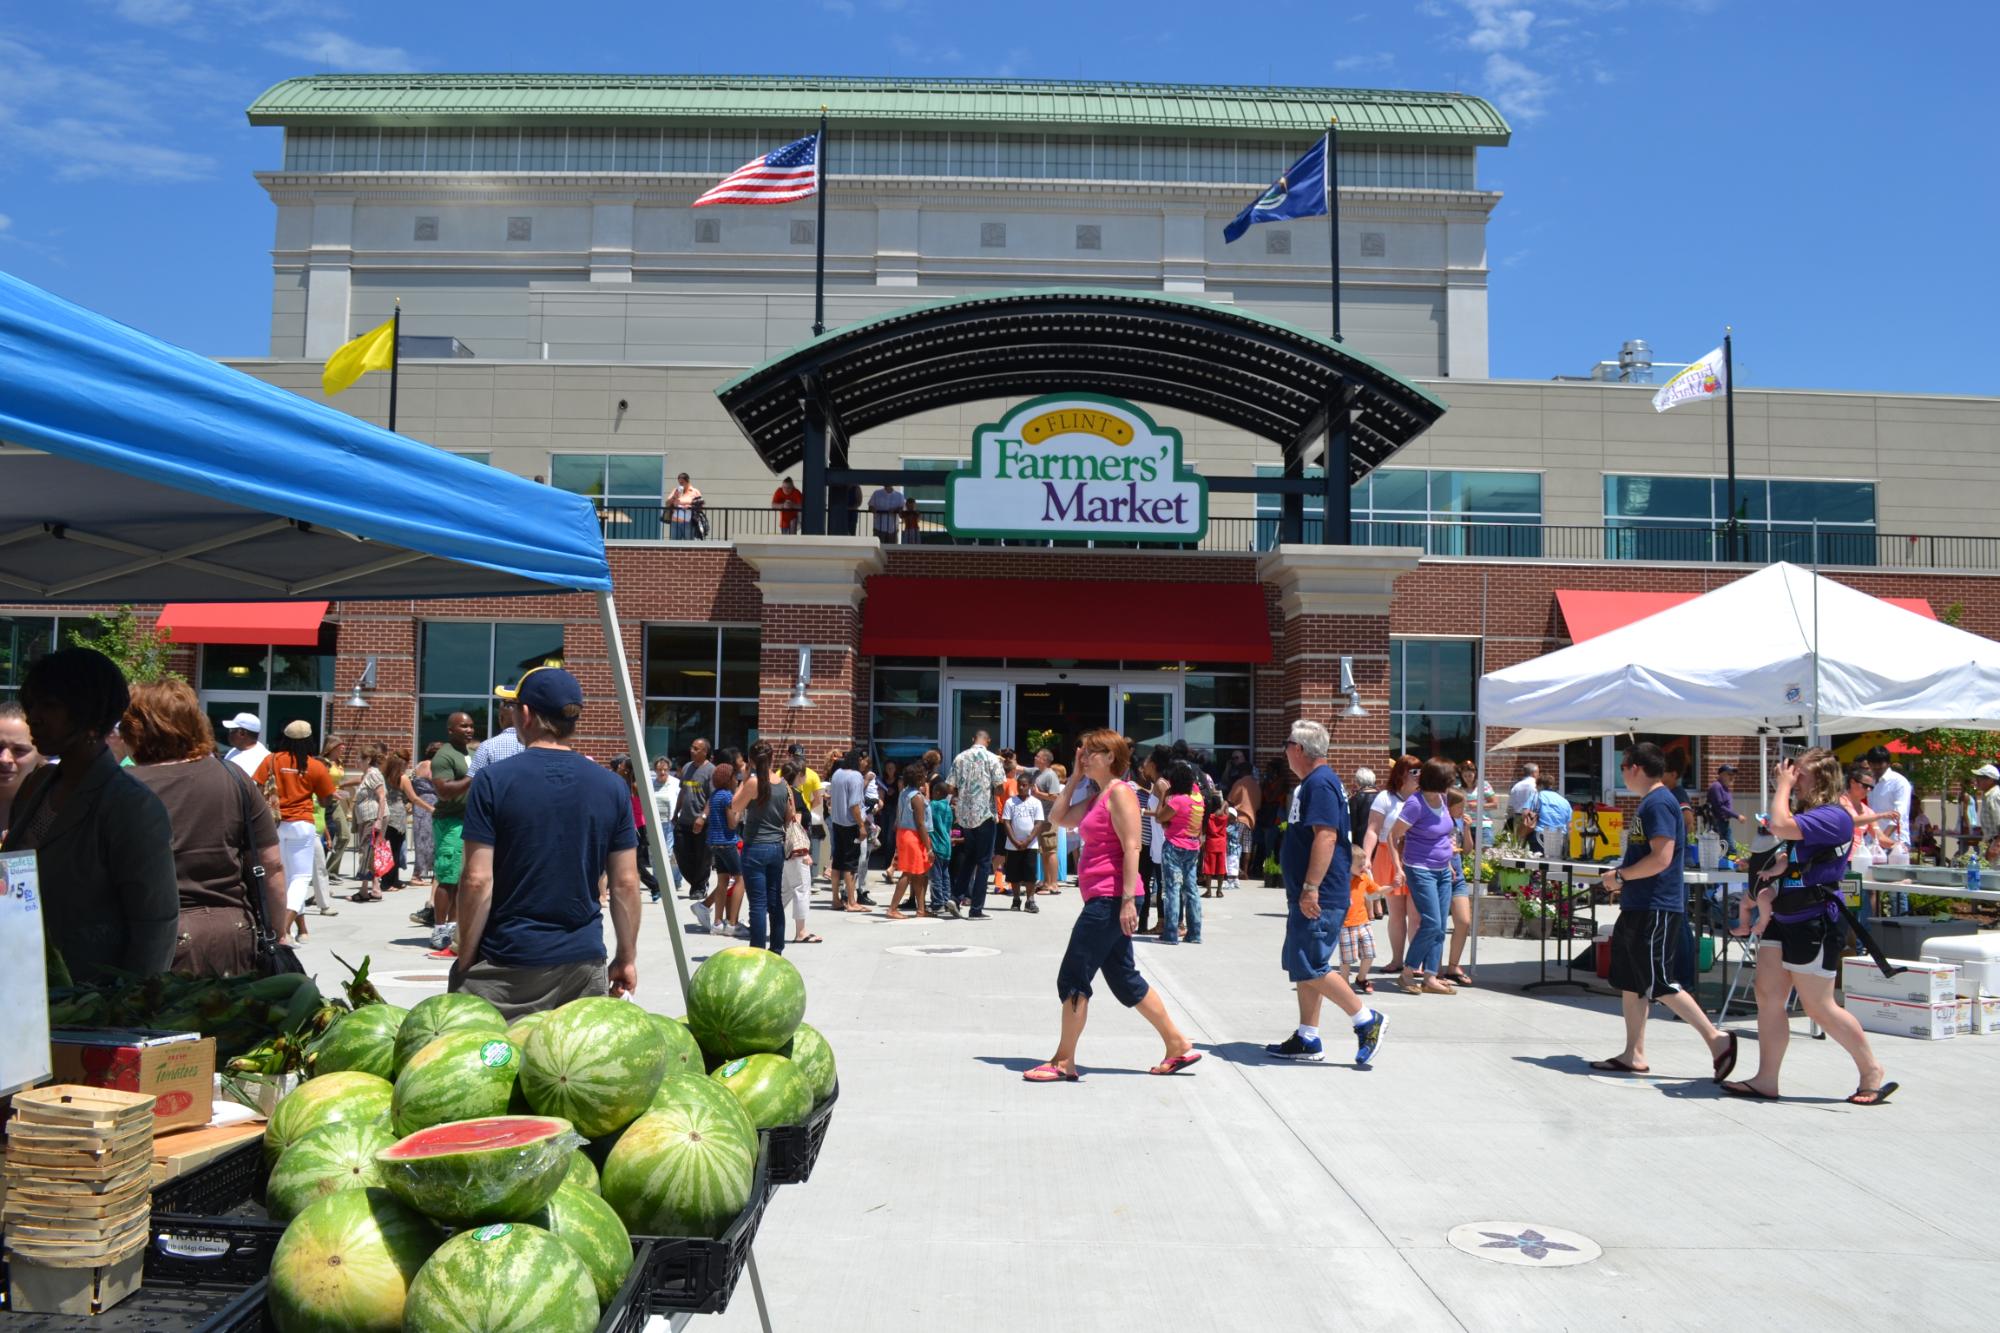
[493,624,564,684]
[606,454,664,499]
[1397,711,1475,763]
[1771,480,1875,525]
[1438,470,1542,517]
[1368,469,1426,513]
[270,647,333,693]
[873,668,939,705]
[0,616,53,688]
[645,626,717,698]
[1184,673,1251,710]
[644,699,714,766]
[1562,737,1603,805]
[718,627,760,699]
[1395,640,1475,714]
[266,695,324,748]
[1388,642,1406,713]
[550,455,606,497]
[202,644,268,691]
[1607,475,1711,521]
[717,700,760,751]
[1183,709,1250,753]
[418,695,490,753]
[420,623,489,695]
[1712,478,1768,522]
[871,703,939,740]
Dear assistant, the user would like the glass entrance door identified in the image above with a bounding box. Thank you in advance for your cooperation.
[1114,683,1177,754]
[947,681,1010,762]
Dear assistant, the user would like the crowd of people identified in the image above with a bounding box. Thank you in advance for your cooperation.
[0,641,1951,1099]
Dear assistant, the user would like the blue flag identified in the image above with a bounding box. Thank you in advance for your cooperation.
[1223,136,1329,243]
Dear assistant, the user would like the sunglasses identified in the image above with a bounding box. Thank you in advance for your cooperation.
[1853,779,1875,790]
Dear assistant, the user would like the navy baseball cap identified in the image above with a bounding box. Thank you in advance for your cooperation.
[496,664,583,722]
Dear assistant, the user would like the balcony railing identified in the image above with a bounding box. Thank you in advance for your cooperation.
[595,507,2000,572]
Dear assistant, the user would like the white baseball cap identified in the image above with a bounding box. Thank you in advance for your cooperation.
[222,712,262,734]
[1974,764,2000,783]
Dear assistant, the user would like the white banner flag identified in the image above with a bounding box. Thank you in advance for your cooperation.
[1652,345,1728,413]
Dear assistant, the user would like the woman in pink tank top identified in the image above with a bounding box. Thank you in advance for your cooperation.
[1023,729,1201,1082]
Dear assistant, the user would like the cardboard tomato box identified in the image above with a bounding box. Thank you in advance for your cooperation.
[48,1030,215,1133]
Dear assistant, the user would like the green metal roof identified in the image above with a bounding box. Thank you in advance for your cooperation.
[246,74,1510,145]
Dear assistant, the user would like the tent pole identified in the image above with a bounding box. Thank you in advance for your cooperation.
[594,589,775,1333]
[1471,697,1485,973]
[1759,732,1770,815]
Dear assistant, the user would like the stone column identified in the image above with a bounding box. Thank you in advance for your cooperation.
[734,536,886,758]
[303,196,356,359]
[1256,545,1420,776]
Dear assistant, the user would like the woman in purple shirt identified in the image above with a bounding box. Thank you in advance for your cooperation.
[1389,759,1460,995]
[1023,730,1201,1083]
[1724,748,1896,1105]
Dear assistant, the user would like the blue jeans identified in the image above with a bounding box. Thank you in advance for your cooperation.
[1404,863,1450,975]
[1159,843,1203,943]
[928,849,952,911]
[740,842,786,953]
[950,819,998,913]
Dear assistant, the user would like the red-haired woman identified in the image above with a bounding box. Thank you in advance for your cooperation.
[1359,754,1422,973]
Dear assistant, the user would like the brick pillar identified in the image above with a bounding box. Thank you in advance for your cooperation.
[734,536,886,759]
[1256,545,1419,775]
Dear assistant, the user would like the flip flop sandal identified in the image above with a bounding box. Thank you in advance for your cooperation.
[1441,970,1475,987]
[1712,1032,1740,1085]
[1845,1081,1898,1106]
[1149,1052,1203,1076]
[1720,1080,1780,1100]
[796,933,825,943]
[1588,1057,1650,1074]
[1023,1062,1079,1083]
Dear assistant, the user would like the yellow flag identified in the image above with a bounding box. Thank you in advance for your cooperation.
[321,316,396,395]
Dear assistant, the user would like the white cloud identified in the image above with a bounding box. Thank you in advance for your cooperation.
[1463,1,1536,52]
[115,0,194,24]
[821,0,856,14]
[265,31,416,73]
[887,33,962,66]
[1483,52,1554,120]
[0,33,235,183]
[0,212,11,231]
[1333,52,1396,74]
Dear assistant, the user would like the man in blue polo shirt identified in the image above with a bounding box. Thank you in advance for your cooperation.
[1590,742,1737,1081]
[452,666,641,1019]
[1262,720,1387,1066]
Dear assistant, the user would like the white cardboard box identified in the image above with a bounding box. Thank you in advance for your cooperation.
[1845,992,1957,1040]
[1844,957,1959,1005]
[1970,993,2000,1036]
[1919,936,2000,998]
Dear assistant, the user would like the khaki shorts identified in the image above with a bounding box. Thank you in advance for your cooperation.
[451,956,608,1023]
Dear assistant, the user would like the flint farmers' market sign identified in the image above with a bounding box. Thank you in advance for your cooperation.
[944,395,1206,542]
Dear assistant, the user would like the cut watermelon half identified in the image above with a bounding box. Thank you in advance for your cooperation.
[377,1115,582,1227]
[380,1115,568,1159]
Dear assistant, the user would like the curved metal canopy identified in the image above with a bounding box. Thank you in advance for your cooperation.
[715,287,1447,481]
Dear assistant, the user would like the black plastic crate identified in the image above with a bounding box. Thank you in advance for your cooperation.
[147,1215,287,1289]
[1,1276,254,1332]
[151,1140,268,1216]
[191,1240,660,1333]
[764,1079,837,1185]
[631,1143,771,1316]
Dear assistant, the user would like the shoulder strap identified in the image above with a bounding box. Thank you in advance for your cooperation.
[219,755,275,937]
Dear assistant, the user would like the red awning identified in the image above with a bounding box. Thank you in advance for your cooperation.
[156,601,330,647]
[861,577,1271,663]
[1557,588,1935,642]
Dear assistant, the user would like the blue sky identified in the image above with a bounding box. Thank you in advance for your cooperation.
[1,0,1992,394]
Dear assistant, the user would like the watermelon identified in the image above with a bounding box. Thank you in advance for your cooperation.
[782,1022,837,1104]
[391,1032,522,1137]
[528,1182,633,1306]
[376,1115,581,1227]
[265,1071,393,1164]
[649,1011,703,1075]
[268,1187,440,1333]
[393,993,506,1075]
[402,1223,598,1333]
[601,1106,756,1240]
[307,1004,407,1080]
[647,1072,757,1148]
[713,1054,813,1130]
[521,997,668,1139]
[504,1009,550,1049]
[686,947,807,1060]
[266,1120,395,1222]
[563,1150,600,1195]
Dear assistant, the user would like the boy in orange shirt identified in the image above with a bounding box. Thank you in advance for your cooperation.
[1340,867,1379,994]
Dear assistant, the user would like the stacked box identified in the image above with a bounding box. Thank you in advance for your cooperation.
[1919,935,2000,999]
[1843,957,1959,1005]
[1968,993,2000,1036]
[1844,993,1958,1040]
[3,1084,158,1313]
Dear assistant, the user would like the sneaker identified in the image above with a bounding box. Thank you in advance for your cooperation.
[966,911,991,920]
[1353,1011,1389,1065]
[692,902,712,932]
[858,892,878,907]
[411,906,434,927]
[937,901,961,919]
[425,946,457,960]
[318,907,340,917]
[1010,896,1022,911]
[1025,898,1040,914]
[1264,1032,1326,1062]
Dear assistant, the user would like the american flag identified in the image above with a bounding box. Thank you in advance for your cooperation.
[692,132,821,207]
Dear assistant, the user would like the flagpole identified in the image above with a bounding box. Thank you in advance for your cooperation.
[1723,326,1736,560]
[1326,117,1341,342]
[813,107,828,337]
[387,301,400,434]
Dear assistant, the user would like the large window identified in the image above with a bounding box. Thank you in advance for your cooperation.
[197,631,337,747]
[1390,638,1478,763]
[1604,476,1877,564]
[871,660,941,768]
[0,615,56,702]
[418,621,565,751]
[643,625,760,764]
[1254,468,1542,555]
[552,454,666,540]
[1182,665,1252,758]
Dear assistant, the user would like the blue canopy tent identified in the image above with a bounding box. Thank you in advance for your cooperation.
[0,267,699,988]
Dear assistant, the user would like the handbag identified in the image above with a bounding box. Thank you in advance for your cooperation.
[370,831,395,879]
[783,819,811,857]
[223,757,305,977]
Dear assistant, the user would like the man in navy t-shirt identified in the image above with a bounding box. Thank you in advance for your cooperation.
[1591,742,1737,1081]
[1262,720,1387,1067]
[452,666,640,1019]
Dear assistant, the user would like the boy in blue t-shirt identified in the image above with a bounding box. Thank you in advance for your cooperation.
[1590,742,1737,1082]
